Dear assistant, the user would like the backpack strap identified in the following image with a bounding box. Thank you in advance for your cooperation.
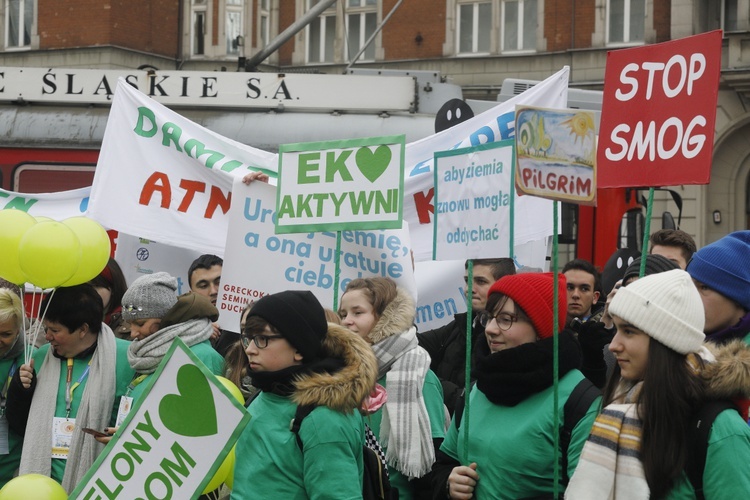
[291,404,317,450]
[561,378,601,485]
[686,399,738,500]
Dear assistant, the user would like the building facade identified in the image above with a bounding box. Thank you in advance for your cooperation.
[1,0,749,247]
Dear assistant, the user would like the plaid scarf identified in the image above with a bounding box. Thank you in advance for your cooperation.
[371,326,434,479]
[566,402,648,499]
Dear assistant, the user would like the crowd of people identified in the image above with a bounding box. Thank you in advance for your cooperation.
[0,227,748,499]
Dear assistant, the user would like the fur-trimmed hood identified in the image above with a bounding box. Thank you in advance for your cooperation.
[703,340,750,400]
[367,287,415,345]
[292,323,378,413]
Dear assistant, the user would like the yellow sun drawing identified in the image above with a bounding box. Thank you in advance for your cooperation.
[562,112,595,143]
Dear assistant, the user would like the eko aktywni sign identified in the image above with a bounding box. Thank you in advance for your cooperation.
[276,136,405,234]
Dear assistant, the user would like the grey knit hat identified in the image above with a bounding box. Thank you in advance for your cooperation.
[609,269,705,354]
[121,272,178,321]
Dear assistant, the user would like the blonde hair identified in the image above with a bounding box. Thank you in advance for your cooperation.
[0,289,23,330]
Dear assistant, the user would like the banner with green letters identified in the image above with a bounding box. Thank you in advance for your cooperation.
[276,135,405,234]
[69,339,251,499]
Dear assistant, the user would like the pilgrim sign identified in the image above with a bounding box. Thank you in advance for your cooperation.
[276,136,405,234]
[70,340,250,499]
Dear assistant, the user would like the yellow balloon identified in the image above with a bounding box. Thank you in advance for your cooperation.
[60,217,111,286]
[0,210,36,285]
[215,376,245,405]
[34,216,54,223]
[202,447,235,494]
[18,221,81,289]
[0,473,67,500]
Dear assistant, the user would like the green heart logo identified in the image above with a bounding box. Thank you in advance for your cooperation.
[159,364,218,437]
[355,146,392,183]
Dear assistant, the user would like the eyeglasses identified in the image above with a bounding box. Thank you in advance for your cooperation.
[478,311,518,331]
[241,334,284,349]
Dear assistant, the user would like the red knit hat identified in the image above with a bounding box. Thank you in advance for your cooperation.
[487,272,567,339]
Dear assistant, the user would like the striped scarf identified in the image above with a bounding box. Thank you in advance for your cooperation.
[565,402,648,499]
[371,326,434,479]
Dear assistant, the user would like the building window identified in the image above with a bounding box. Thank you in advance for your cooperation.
[607,0,645,44]
[226,0,243,55]
[6,0,32,48]
[259,0,270,47]
[457,1,491,54]
[192,0,207,55]
[723,0,739,31]
[501,0,536,52]
[346,0,377,61]
[307,0,336,63]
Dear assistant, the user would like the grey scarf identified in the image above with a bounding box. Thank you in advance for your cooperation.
[20,324,118,493]
[371,326,434,478]
[128,318,213,374]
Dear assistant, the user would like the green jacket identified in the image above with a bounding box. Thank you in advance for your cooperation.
[441,369,599,499]
[231,324,377,500]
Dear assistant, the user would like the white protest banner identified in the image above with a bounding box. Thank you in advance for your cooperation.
[113,233,203,295]
[515,106,597,205]
[87,78,277,256]
[0,186,90,219]
[218,179,415,330]
[88,68,568,259]
[433,140,514,260]
[70,339,250,500]
[276,136,405,234]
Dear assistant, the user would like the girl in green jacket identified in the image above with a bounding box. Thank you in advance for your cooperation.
[567,269,750,499]
[436,272,600,499]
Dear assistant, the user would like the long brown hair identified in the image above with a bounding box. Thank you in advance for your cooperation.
[603,339,705,498]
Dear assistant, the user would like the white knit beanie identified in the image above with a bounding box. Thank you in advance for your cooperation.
[608,269,705,354]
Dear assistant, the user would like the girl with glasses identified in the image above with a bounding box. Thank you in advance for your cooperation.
[232,290,377,499]
[433,272,601,499]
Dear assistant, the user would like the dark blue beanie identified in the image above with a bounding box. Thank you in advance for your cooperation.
[687,231,750,311]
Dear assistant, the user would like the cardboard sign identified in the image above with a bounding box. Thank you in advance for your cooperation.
[276,136,405,234]
[433,140,515,260]
[218,180,416,328]
[70,340,250,500]
[598,31,721,188]
[515,106,597,205]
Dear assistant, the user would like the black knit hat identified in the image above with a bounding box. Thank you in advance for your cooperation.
[248,290,327,361]
[622,254,679,285]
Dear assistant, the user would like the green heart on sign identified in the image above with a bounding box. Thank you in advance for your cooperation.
[355,145,392,183]
[159,364,218,437]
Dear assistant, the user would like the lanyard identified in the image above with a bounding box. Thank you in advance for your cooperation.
[125,374,148,397]
[0,360,18,415]
[65,358,92,418]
